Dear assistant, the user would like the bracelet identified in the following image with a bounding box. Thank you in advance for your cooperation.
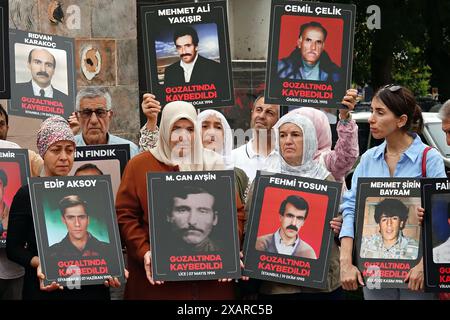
[339,111,352,124]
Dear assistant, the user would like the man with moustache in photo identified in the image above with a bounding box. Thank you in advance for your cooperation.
[164,25,222,87]
[256,195,317,258]
[277,21,341,82]
[17,48,67,100]
[165,186,222,253]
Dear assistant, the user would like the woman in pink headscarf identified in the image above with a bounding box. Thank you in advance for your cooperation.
[292,100,359,184]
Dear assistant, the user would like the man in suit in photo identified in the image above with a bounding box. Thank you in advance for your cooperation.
[255,195,317,259]
[164,25,222,87]
[16,48,67,100]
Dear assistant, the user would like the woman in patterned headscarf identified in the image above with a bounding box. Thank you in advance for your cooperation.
[7,116,120,300]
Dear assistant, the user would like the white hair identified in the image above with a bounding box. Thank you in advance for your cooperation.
[75,87,112,111]
[439,99,450,121]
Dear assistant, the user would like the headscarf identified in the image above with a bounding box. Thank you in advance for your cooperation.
[150,101,224,171]
[290,107,332,160]
[36,116,75,157]
[197,109,233,168]
[264,113,330,179]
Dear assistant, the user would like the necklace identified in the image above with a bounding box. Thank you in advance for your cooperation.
[385,146,409,157]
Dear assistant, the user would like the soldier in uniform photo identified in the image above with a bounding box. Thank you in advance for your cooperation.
[48,195,109,259]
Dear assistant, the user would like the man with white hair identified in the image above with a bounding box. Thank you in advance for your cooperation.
[73,87,139,157]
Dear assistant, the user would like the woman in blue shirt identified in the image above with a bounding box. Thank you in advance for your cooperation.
[339,84,446,300]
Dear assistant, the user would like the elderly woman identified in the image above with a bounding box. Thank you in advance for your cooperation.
[6,116,119,300]
[116,101,245,300]
[246,112,343,300]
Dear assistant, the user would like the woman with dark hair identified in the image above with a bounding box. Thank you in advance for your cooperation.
[339,85,447,300]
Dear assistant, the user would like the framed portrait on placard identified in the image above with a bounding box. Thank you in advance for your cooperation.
[29,175,125,287]
[0,148,30,247]
[70,144,130,199]
[355,178,422,289]
[242,171,342,289]
[421,178,450,292]
[265,1,355,108]
[8,29,76,120]
[137,0,234,109]
[147,170,240,281]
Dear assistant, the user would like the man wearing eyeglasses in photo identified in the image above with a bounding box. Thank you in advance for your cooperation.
[255,195,317,259]
[69,87,139,157]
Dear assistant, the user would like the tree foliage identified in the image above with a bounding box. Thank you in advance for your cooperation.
[327,0,450,100]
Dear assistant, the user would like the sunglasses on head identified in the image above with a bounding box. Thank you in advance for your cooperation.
[383,84,402,92]
[382,84,408,106]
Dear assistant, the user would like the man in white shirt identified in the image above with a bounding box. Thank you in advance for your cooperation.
[231,93,280,181]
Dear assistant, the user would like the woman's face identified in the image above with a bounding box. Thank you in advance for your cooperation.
[279,122,303,166]
[43,140,75,176]
[201,115,224,154]
[170,118,195,159]
[368,97,406,139]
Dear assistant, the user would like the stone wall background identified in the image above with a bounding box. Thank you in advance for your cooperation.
[6,0,140,151]
[4,0,267,151]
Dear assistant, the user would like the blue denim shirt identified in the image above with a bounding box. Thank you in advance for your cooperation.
[339,134,446,239]
[75,133,139,158]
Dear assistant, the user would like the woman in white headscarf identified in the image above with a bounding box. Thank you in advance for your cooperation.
[197,109,249,202]
[116,101,245,300]
[264,113,331,179]
[138,103,249,202]
[149,101,224,171]
[245,113,343,300]
[197,109,234,168]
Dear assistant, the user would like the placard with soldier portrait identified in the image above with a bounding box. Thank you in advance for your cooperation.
[421,178,450,292]
[8,29,76,120]
[265,0,355,108]
[147,170,240,281]
[242,171,342,289]
[28,175,125,287]
[137,0,234,109]
[0,148,30,247]
[355,178,422,289]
